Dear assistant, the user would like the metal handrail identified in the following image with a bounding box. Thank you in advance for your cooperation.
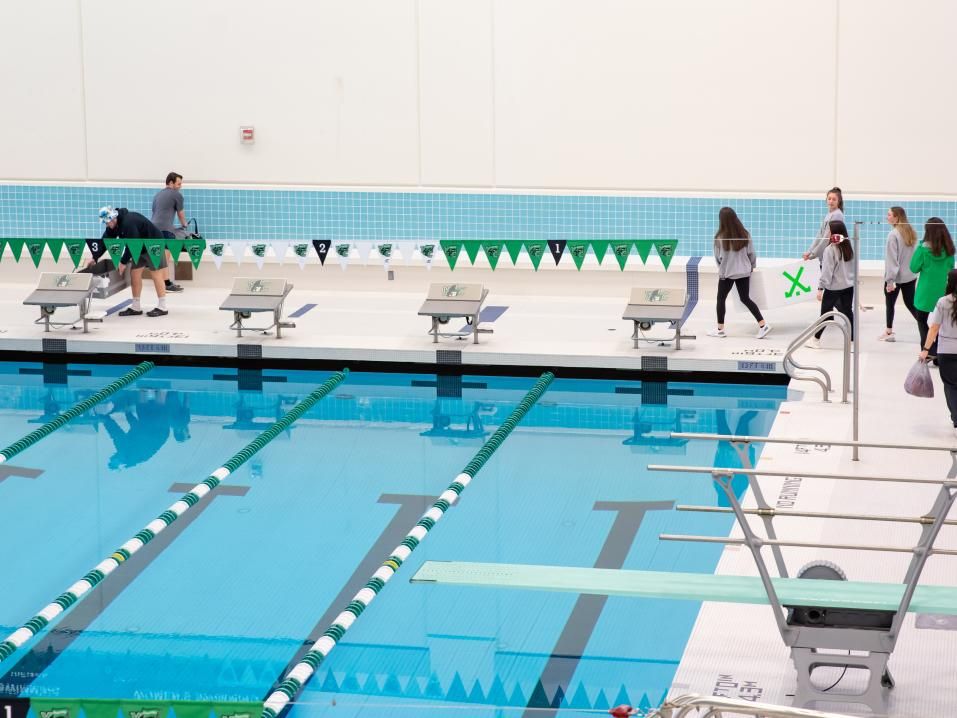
[648,464,957,486]
[783,310,852,403]
[648,693,858,718]
[670,432,957,453]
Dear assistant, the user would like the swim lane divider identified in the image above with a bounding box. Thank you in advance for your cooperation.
[261,370,555,718]
[0,369,349,663]
[0,361,155,463]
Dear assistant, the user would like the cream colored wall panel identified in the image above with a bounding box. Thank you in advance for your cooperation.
[0,0,87,180]
[419,0,495,186]
[494,0,837,192]
[837,0,957,195]
[82,0,419,185]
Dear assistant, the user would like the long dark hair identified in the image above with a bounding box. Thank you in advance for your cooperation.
[947,270,957,327]
[828,219,853,262]
[925,218,956,257]
[827,187,844,211]
[715,207,750,251]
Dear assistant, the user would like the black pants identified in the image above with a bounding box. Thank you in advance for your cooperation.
[885,279,918,329]
[916,309,939,356]
[815,286,854,339]
[938,355,957,426]
[716,277,763,324]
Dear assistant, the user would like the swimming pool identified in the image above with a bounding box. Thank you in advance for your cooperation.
[0,363,785,716]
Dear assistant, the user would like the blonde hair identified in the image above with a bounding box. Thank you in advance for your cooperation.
[890,206,917,247]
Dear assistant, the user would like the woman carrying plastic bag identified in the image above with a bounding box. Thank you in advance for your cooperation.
[918,269,957,435]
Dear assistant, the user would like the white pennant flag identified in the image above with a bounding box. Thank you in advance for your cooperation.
[291,243,310,270]
[333,241,352,271]
[271,241,289,265]
[417,241,437,271]
[228,241,246,266]
[355,241,374,264]
[209,242,226,270]
[251,243,268,269]
[374,241,394,270]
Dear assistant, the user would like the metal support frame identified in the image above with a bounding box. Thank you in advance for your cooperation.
[650,692,858,718]
[229,303,296,338]
[428,311,490,344]
[649,433,957,713]
[628,317,695,350]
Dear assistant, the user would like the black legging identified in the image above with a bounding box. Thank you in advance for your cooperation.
[916,309,939,356]
[815,286,854,340]
[885,279,918,330]
[717,277,763,324]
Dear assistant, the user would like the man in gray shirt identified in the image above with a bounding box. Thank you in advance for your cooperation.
[151,172,187,292]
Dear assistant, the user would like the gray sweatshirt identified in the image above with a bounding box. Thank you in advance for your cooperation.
[818,242,855,290]
[714,239,756,280]
[884,229,918,284]
[806,208,846,259]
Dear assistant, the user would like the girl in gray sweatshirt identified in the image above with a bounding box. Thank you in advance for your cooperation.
[708,207,771,339]
[806,219,855,347]
[879,206,919,341]
[803,187,846,261]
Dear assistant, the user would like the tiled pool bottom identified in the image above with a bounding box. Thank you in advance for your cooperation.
[0,364,785,715]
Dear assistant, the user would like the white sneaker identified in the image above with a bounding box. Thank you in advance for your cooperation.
[756,324,772,339]
[805,338,821,349]
[707,328,727,338]
[878,331,895,342]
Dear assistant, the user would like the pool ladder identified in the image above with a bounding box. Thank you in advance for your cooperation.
[782,311,852,404]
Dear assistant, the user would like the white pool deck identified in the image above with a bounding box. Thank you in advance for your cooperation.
[4,256,956,716]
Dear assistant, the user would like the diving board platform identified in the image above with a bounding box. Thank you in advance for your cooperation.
[411,561,957,616]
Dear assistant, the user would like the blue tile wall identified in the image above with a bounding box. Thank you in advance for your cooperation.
[2,184,957,260]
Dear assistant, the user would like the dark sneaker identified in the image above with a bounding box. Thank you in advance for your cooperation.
[118,308,143,317]
[165,283,184,293]
[146,308,168,317]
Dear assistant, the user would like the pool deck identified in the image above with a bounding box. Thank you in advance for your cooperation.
[3,258,956,716]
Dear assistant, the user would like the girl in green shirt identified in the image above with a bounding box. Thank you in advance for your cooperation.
[910,218,956,361]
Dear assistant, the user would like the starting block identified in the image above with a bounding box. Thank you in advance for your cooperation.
[219,277,296,338]
[418,283,491,344]
[24,273,104,333]
[622,285,694,349]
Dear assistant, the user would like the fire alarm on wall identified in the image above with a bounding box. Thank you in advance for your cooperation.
[240,126,255,144]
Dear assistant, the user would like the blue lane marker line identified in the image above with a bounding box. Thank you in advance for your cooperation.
[679,257,701,325]
[105,299,133,316]
[289,303,317,318]
[459,305,509,332]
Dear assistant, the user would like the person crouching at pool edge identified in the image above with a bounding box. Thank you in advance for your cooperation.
[98,206,169,317]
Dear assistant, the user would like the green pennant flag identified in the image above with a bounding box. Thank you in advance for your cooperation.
[462,240,482,265]
[0,239,6,262]
[635,239,652,264]
[27,239,46,267]
[183,238,206,269]
[610,240,634,270]
[80,699,123,718]
[106,239,126,268]
[31,698,83,718]
[65,239,85,268]
[524,240,547,271]
[7,238,24,262]
[46,238,64,263]
[166,238,184,260]
[654,239,678,270]
[439,240,463,270]
[124,239,145,265]
[504,240,524,265]
[118,699,170,718]
[567,240,589,270]
[481,240,504,269]
[589,239,609,265]
[144,240,166,269]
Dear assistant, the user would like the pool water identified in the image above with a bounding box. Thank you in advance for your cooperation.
[0,363,785,716]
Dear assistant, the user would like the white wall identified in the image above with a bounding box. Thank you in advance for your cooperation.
[0,0,954,195]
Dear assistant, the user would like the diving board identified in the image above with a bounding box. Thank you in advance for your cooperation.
[411,561,957,616]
